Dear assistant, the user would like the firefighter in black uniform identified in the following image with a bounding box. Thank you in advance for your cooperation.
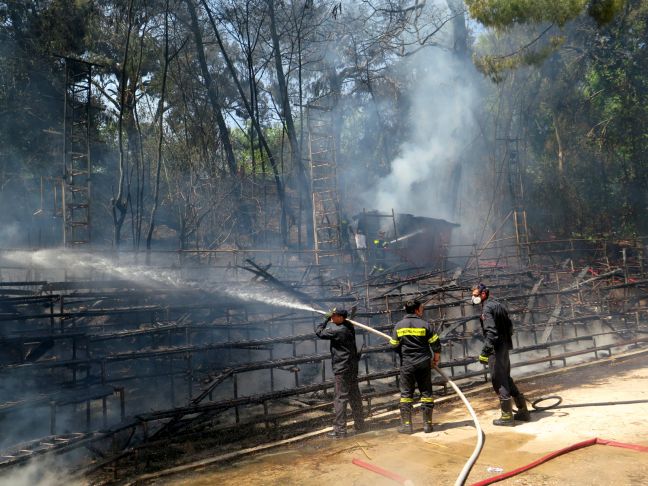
[371,230,388,274]
[390,299,441,434]
[316,308,365,438]
[472,283,531,426]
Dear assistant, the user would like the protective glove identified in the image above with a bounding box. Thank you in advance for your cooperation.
[479,345,494,364]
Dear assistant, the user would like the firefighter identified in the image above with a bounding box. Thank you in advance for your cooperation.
[371,230,388,274]
[340,216,352,249]
[472,283,531,426]
[390,299,441,434]
[316,308,365,438]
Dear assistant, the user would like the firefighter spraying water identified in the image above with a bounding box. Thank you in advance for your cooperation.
[315,308,365,438]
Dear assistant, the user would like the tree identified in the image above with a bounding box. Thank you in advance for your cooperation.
[470,0,648,237]
[467,0,626,78]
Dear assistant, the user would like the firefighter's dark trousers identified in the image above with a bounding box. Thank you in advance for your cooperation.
[488,344,521,400]
[399,359,435,412]
[334,370,364,433]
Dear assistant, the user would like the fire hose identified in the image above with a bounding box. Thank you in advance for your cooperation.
[470,437,648,486]
[317,309,584,486]
[316,310,485,486]
[433,364,484,486]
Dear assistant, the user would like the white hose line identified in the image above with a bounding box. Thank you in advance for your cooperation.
[313,309,393,341]
[348,318,393,341]
[433,365,485,486]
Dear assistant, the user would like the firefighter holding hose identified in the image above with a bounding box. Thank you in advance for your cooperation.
[472,283,531,426]
[390,299,441,434]
[316,308,365,438]
[370,230,389,274]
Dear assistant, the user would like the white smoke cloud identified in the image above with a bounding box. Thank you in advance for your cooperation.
[369,38,483,223]
[0,457,83,486]
[0,222,23,247]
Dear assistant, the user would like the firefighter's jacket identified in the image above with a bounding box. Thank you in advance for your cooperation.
[316,318,359,375]
[372,238,388,249]
[480,299,514,350]
[390,314,441,369]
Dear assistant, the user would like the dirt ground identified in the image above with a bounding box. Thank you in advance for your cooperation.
[150,349,648,486]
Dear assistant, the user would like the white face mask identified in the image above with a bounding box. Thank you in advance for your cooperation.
[471,295,482,305]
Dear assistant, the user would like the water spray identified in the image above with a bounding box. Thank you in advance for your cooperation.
[3,250,186,288]
[209,286,393,342]
[387,229,424,245]
[9,249,487,486]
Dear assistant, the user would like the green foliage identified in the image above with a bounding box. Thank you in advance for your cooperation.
[512,0,648,238]
[467,0,626,28]
[466,0,588,28]
[468,0,627,79]
[230,124,287,177]
[0,0,100,176]
[474,37,563,82]
[1,0,645,248]
[588,0,627,25]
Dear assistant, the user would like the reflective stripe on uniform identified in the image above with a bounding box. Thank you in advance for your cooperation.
[389,339,400,346]
[421,397,435,403]
[428,334,439,344]
[400,397,414,403]
[396,327,426,337]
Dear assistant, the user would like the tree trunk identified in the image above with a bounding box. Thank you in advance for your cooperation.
[112,0,135,248]
[185,0,238,177]
[146,0,171,252]
[447,0,469,57]
[266,0,313,247]
[199,0,288,244]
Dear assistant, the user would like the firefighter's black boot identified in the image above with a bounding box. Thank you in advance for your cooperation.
[422,407,433,433]
[492,398,515,426]
[513,394,531,422]
[398,408,413,434]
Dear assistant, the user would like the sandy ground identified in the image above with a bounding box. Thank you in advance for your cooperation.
[152,349,648,486]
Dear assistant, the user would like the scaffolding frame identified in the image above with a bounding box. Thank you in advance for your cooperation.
[62,57,93,246]
[307,100,342,265]
[505,138,530,264]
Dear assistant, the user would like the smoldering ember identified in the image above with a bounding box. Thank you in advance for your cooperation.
[1,2,648,486]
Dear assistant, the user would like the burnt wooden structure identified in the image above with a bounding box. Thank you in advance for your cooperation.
[0,238,646,481]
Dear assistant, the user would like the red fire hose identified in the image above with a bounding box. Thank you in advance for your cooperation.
[352,458,414,486]
[470,437,648,486]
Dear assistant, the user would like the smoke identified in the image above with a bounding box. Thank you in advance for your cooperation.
[2,249,390,346]
[0,222,22,245]
[369,48,481,222]
[365,4,487,230]
[2,249,185,287]
[1,249,321,314]
[0,457,82,486]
